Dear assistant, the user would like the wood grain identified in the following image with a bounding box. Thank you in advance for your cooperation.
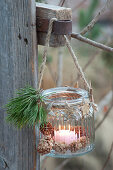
[36,3,72,47]
[0,0,39,169]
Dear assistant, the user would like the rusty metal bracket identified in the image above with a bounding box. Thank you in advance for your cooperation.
[36,3,72,47]
[36,17,72,35]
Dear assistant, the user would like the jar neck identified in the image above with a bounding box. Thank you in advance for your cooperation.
[41,87,89,106]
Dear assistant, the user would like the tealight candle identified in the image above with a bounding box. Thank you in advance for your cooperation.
[54,128,78,145]
[38,87,95,157]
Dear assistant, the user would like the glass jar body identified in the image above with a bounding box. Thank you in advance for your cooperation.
[38,87,95,158]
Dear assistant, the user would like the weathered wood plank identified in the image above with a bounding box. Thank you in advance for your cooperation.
[36,3,72,47]
[0,0,39,170]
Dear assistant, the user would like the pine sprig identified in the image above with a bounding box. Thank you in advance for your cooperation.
[5,86,47,128]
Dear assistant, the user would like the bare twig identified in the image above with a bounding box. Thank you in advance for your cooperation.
[72,0,87,11]
[55,159,70,170]
[82,53,97,72]
[95,104,113,131]
[76,52,98,82]
[76,37,111,83]
[80,0,111,35]
[71,0,113,53]
[55,142,113,170]
[58,0,66,6]
[71,33,113,53]
[96,91,113,117]
[47,63,56,85]
[101,142,113,170]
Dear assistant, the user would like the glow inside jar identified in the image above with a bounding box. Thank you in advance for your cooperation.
[38,87,95,158]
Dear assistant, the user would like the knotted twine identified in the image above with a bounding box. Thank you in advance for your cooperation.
[38,18,57,89]
[38,18,90,91]
[38,17,98,116]
[64,35,90,90]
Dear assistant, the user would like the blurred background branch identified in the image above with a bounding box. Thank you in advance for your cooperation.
[101,142,113,170]
[80,0,111,35]
[58,0,66,6]
[71,33,113,53]
[56,48,63,87]
[95,104,113,131]
[55,159,70,170]
[37,0,113,169]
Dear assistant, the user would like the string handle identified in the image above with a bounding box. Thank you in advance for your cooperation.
[64,35,90,91]
[38,18,90,91]
[38,18,57,89]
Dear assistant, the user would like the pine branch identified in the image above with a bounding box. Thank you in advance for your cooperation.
[5,86,47,128]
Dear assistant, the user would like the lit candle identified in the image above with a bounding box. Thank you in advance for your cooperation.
[79,129,80,141]
[54,126,78,145]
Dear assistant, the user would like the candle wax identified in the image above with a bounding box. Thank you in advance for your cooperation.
[54,130,78,145]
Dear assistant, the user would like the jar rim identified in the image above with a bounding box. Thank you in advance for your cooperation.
[41,87,89,106]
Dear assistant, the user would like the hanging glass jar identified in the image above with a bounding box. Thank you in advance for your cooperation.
[37,87,95,158]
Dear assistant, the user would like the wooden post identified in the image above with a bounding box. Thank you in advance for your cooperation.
[36,3,72,47]
[0,0,40,170]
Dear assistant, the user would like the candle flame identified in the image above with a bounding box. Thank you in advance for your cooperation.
[64,125,65,130]
[59,125,61,130]
[69,124,70,131]
[79,129,80,141]
[74,128,75,133]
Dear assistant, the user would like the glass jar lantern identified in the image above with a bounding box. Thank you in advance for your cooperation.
[37,87,95,158]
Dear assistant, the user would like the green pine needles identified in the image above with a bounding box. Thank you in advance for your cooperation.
[5,86,47,128]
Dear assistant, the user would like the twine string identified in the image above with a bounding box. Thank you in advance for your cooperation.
[38,18,57,89]
[38,18,90,91]
[64,35,90,90]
